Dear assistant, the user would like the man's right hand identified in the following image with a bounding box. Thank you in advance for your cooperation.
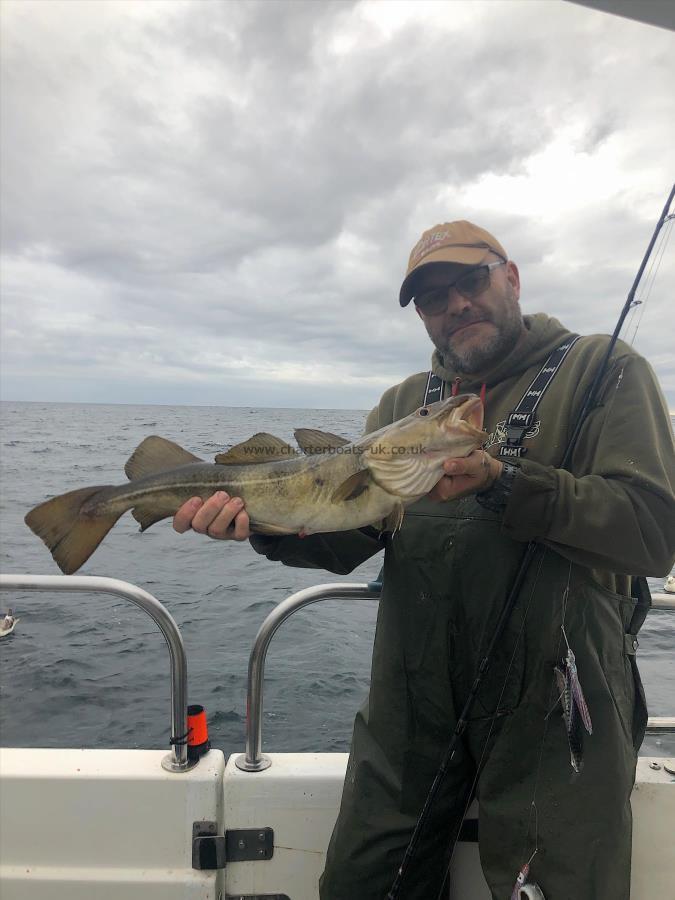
[172,492,252,541]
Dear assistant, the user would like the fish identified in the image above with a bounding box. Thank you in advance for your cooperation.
[25,393,487,575]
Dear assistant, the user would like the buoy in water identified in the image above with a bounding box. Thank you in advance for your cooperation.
[0,615,19,638]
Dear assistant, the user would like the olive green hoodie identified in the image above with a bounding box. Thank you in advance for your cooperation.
[252,313,675,593]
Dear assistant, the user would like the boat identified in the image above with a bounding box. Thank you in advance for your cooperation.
[0,572,673,900]
[0,616,18,639]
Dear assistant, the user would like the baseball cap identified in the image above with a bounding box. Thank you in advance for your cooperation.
[399,220,508,307]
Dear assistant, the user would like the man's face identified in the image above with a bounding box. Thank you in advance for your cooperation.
[413,256,525,373]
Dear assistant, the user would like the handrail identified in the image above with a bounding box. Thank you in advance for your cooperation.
[235,582,381,772]
[651,592,675,610]
[237,580,675,771]
[647,717,675,733]
[0,574,194,773]
[2,574,670,772]
[645,593,674,734]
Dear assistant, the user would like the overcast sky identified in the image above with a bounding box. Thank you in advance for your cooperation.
[1,0,674,410]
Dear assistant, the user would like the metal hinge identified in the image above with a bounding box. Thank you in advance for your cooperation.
[226,827,274,862]
[192,822,274,870]
[193,821,226,870]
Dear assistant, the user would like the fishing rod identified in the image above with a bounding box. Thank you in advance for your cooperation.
[561,182,675,467]
[385,182,675,900]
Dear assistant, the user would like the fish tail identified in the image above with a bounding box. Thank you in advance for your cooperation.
[25,485,123,574]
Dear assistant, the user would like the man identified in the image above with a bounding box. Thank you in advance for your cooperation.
[174,221,675,899]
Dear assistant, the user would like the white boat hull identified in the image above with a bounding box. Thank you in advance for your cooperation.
[0,748,673,899]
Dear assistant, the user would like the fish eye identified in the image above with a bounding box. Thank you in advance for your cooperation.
[418,408,429,417]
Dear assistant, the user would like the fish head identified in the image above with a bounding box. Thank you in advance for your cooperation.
[413,393,486,449]
[360,394,488,499]
[364,394,486,457]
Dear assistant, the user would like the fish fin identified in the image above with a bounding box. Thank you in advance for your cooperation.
[215,433,300,465]
[331,469,372,502]
[364,451,444,499]
[25,486,122,574]
[249,521,296,535]
[294,428,351,454]
[131,506,172,532]
[381,502,405,533]
[125,436,202,480]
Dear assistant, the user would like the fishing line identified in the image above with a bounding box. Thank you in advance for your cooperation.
[433,550,548,900]
[385,183,675,900]
[518,563,572,869]
[625,218,670,344]
[385,538,540,900]
[627,215,674,346]
[634,212,674,308]
[561,184,675,467]
[623,302,640,345]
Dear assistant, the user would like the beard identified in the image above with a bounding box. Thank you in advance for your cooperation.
[428,288,524,373]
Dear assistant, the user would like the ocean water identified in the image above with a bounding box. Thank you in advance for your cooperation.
[0,401,673,759]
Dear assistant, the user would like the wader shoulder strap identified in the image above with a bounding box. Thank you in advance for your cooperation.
[422,335,580,451]
[498,335,580,460]
[629,575,652,636]
[423,371,444,406]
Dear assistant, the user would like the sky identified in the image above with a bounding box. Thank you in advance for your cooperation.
[1,0,674,410]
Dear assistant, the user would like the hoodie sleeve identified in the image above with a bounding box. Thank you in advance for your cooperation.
[501,354,675,576]
[249,526,383,574]
[249,404,386,573]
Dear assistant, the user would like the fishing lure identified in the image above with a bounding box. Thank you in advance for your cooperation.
[511,862,546,900]
[564,645,592,734]
[554,641,593,773]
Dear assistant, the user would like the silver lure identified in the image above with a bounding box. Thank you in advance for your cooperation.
[554,646,592,773]
[511,863,546,900]
[564,646,592,734]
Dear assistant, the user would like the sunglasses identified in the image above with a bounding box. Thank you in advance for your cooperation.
[414,260,507,316]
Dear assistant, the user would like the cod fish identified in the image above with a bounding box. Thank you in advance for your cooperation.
[25,394,486,575]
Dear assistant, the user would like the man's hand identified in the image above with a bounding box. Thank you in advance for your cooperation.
[173,492,252,541]
[427,449,503,502]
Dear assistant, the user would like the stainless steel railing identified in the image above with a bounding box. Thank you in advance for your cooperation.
[235,581,381,771]
[647,592,675,733]
[652,592,675,611]
[2,575,671,771]
[0,574,195,772]
[236,583,675,770]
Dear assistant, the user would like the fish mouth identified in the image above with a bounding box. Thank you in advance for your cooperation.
[444,394,486,435]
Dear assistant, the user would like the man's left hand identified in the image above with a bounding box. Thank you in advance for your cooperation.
[427,449,503,502]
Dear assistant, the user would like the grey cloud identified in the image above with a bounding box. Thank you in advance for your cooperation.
[1,0,674,409]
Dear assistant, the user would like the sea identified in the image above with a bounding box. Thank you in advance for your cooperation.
[1,401,673,758]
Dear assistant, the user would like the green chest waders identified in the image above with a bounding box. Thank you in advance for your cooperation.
[319,337,647,900]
